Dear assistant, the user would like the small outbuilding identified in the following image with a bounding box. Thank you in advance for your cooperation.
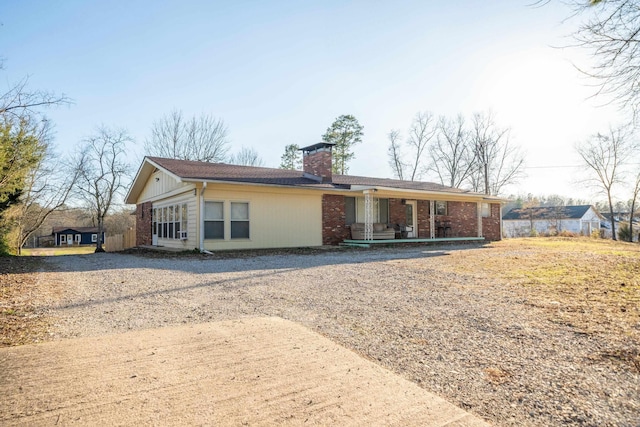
[52,227,105,246]
[502,205,603,238]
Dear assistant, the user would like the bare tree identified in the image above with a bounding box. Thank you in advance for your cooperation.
[1,74,71,119]
[628,170,640,241]
[471,112,525,196]
[405,112,437,181]
[387,129,405,180]
[145,110,229,162]
[576,125,634,240]
[560,1,640,116]
[229,146,264,167]
[426,114,476,188]
[74,126,132,252]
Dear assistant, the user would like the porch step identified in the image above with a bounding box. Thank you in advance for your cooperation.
[339,242,371,248]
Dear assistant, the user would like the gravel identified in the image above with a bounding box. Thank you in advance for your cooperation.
[40,245,639,427]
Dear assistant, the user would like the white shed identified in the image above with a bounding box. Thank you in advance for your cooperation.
[502,205,603,238]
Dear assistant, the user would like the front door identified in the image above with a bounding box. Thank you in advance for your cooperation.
[66,234,73,245]
[406,200,417,238]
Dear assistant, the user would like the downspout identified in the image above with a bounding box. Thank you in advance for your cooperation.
[199,182,207,252]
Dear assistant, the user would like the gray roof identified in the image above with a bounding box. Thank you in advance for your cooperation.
[503,205,595,220]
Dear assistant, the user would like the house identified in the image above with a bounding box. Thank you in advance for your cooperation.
[502,205,603,238]
[124,143,504,251]
[52,227,105,246]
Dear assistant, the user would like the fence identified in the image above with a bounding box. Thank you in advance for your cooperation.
[105,228,136,252]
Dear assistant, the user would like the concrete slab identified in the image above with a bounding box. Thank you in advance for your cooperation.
[0,317,489,426]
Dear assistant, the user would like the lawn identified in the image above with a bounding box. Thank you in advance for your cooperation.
[432,237,640,340]
[21,246,96,256]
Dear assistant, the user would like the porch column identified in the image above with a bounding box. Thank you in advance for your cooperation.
[477,202,483,238]
[429,200,435,239]
[364,190,374,241]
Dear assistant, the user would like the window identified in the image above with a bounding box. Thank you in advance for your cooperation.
[168,206,174,239]
[180,204,187,237]
[345,197,389,225]
[162,207,168,238]
[435,201,447,216]
[60,234,66,243]
[204,201,224,239]
[154,203,188,240]
[481,203,491,218]
[75,234,81,243]
[231,202,249,239]
[91,234,98,243]
[152,208,157,236]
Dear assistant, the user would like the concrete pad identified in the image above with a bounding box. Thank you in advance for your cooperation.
[0,317,489,426]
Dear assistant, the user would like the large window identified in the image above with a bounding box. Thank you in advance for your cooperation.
[435,201,447,216]
[231,202,250,239]
[204,201,224,239]
[345,197,389,225]
[154,203,188,240]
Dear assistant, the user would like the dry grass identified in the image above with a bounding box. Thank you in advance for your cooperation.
[0,256,57,346]
[21,246,96,256]
[434,237,640,339]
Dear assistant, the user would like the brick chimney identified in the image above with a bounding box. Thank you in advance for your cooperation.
[300,142,335,183]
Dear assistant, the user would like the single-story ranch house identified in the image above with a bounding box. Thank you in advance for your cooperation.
[125,143,504,251]
[502,205,603,238]
[52,227,105,246]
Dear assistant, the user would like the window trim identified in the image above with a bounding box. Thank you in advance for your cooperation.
[435,200,448,216]
[204,200,225,240]
[230,201,250,239]
[481,203,491,218]
[91,234,98,243]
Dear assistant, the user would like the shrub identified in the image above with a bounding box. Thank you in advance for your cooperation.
[617,223,632,242]
[558,230,577,238]
[529,229,539,237]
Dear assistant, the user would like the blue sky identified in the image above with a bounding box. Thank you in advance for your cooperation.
[1,1,625,201]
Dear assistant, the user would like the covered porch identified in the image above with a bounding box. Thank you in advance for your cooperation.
[340,187,500,245]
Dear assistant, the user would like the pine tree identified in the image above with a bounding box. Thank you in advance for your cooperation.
[321,115,363,175]
[279,144,301,170]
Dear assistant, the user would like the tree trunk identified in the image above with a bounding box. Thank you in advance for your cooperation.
[608,194,617,241]
[630,198,636,243]
[95,216,105,253]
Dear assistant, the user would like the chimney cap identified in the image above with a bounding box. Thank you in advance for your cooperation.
[299,142,336,153]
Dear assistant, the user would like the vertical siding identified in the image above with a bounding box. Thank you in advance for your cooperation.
[139,170,190,201]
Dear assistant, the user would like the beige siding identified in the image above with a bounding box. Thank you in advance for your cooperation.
[202,185,322,250]
[139,169,191,202]
[154,193,199,250]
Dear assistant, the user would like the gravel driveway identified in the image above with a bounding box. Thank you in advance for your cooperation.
[41,245,638,427]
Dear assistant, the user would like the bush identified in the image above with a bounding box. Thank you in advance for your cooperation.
[617,223,632,242]
[529,229,539,237]
[558,230,577,238]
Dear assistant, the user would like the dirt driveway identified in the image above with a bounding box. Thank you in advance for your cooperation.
[1,317,486,426]
[2,240,639,426]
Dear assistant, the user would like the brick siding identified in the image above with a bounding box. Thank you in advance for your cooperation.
[482,203,502,241]
[447,201,478,237]
[136,202,152,246]
[303,150,332,182]
[322,194,349,245]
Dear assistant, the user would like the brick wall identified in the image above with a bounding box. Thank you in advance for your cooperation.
[447,201,478,237]
[322,194,349,245]
[482,203,502,241]
[303,150,332,182]
[389,198,405,226]
[136,202,152,246]
[417,200,430,238]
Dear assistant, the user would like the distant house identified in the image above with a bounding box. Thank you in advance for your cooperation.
[125,143,504,251]
[502,205,603,238]
[52,227,105,246]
